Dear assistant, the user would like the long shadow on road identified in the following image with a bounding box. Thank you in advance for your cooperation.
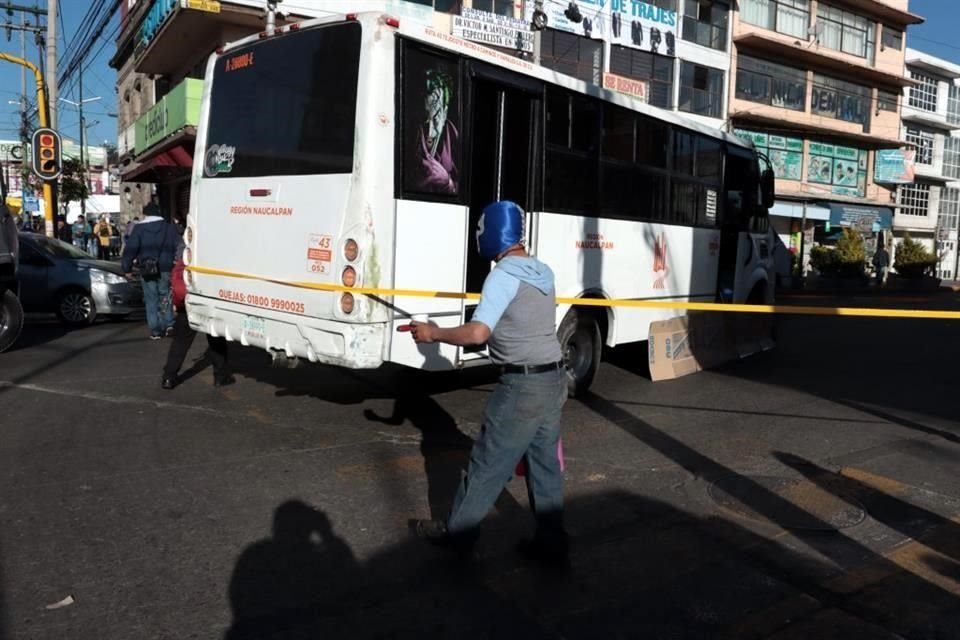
[222,485,958,639]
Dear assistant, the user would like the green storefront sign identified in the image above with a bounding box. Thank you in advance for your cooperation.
[134,78,202,153]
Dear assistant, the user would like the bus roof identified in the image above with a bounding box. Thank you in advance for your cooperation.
[218,10,753,152]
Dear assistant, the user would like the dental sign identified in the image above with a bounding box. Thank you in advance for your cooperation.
[524,0,678,57]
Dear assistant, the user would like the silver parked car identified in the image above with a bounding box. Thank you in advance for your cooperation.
[17,233,143,326]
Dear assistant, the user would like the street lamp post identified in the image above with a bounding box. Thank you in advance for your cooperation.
[59,93,101,218]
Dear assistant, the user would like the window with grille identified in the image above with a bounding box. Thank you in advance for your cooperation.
[817,4,876,61]
[909,71,938,112]
[944,137,960,179]
[609,45,675,109]
[540,29,603,86]
[682,0,729,51]
[939,187,960,230]
[948,84,960,125]
[906,127,935,165]
[679,62,724,118]
[899,183,933,217]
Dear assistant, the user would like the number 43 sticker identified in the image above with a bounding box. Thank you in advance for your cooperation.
[307,234,333,274]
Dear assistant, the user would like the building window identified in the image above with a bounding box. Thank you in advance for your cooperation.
[811,74,870,127]
[682,0,729,51]
[735,55,806,111]
[908,71,938,112]
[905,127,935,165]
[877,89,899,113]
[741,0,809,39]
[679,62,724,118]
[881,25,902,51]
[940,187,960,230]
[948,84,960,125]
[944,137,960,179]
[899,183,932,217]
[406,0,462,13]
[540,29,603,86]
[817,4,875,62]
[609,45,674,109]
[470,0,513,15]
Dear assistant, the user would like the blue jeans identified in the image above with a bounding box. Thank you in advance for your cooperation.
[142,271,173,336]
[446,368,568,539]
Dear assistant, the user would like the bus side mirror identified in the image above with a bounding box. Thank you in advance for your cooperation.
[760,168,775,211]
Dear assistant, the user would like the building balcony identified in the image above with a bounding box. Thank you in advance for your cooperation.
[911,160,955,184]
[131,0,301,76]
[733,29,912,90]
[120,78,202,182]
[729,106,905,148]
[832,0,923,26]
[901,106,960,133]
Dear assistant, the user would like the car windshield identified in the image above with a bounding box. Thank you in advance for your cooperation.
[30,235,92,259]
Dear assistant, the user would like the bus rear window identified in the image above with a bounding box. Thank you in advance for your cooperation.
[203,22,361,178]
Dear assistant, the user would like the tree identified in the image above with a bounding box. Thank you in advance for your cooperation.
[59,158,89,207]
[894,233,938,278]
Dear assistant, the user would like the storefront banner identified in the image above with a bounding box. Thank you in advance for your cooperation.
[453,7,533,53]
[525,0,678,56]
[734,129,802,181]
[808,142,867,198]
[874,148,916,184]
[602,72,648,101]
[828,203,893,231]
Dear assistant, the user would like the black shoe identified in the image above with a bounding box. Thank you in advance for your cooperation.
[409,518,476,553]
[161,376,176,390]
[164,326,175,338]
[213,373,236,387]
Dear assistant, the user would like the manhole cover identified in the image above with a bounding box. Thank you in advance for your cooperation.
[707,475,866,531]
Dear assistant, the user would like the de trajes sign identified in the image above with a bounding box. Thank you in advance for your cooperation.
[452,7,533,53]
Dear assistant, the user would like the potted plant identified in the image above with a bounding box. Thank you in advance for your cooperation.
[890,234,940,290]
[807,229,868,289]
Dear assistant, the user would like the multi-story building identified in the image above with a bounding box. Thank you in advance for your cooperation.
[895,48,960,280]
[727,0,922,272]
[108,0,745,224]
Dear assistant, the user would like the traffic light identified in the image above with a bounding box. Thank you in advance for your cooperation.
[31,128,62,181]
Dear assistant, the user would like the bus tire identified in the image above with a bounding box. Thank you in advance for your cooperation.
[558,308,601,397]
[0,289,24,353]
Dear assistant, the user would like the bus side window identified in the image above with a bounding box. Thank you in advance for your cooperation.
[544,87,599,213]
[723,148,757,228]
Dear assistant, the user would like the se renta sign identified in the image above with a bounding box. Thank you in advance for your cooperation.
[524,0,678,56]
[452,7,533,53]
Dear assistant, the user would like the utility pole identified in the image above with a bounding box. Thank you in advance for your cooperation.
[45,0,56,129]
[79,69,85,218]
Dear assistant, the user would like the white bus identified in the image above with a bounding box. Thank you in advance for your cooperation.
[184,10,775,394]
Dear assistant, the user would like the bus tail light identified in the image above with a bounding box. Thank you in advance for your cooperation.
[340,292,355,314]
[185,225,193,244]
[344,238,359,262]
[259,31,269,38]
[346,13,358,20]
[183,268,193,288]
[384,16,400,28]
[182,247,192,266]
[341,266,357,287]
[289,23,301,31]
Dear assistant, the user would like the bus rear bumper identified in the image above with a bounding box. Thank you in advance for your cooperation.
[184,296,386,369]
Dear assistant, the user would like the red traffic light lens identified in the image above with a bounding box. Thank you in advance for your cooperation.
[39,134,53,146]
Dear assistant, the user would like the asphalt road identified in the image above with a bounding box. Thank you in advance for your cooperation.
[1,298,959,639]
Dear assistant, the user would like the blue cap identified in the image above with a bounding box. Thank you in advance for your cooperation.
[476,200,523,260]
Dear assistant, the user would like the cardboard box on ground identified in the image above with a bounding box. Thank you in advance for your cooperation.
[647,312,775,382]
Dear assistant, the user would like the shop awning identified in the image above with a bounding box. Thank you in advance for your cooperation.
[121,142,194,183]
[827,203,894,231]
[770,201,830,221]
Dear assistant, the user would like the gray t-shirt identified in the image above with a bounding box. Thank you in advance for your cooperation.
[472,256,562,366]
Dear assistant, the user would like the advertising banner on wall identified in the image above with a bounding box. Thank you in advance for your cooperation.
[452,7,533,53]
[807,142,867,198]
[602,72,648,101]
[525,0,678,56]
[874,148,916,184]
[734,129,802,181]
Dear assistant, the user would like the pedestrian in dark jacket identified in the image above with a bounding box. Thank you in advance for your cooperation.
[161,242,233,389]
[121,210,179,339]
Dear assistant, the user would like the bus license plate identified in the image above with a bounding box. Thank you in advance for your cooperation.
[243,316,265,339]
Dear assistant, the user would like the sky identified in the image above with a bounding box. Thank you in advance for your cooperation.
[0,0,954,154]
[0,1,119,150]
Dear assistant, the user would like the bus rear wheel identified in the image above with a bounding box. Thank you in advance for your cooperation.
[558,308,601,397]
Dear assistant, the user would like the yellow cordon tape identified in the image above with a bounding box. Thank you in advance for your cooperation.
[186,265,960,320]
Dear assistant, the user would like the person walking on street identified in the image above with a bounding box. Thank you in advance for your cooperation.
[72,214,90,251]
[409,200,569,567]
[161,241,233,389]
[93,216,113,260]
[56,219,72,244]
[122,209,179,340]
[872,244,890,287]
